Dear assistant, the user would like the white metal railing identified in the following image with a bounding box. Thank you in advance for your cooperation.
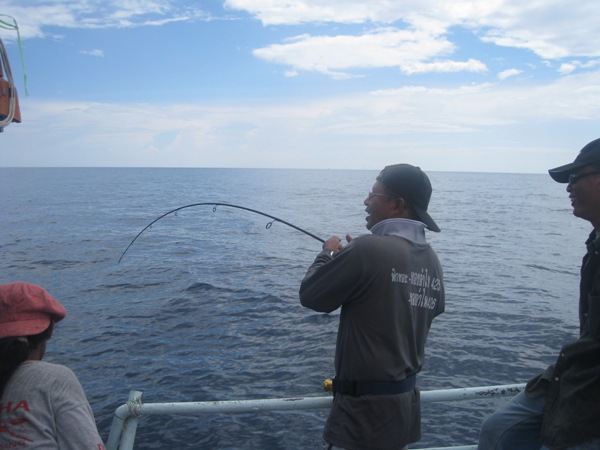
[106,383,525,450]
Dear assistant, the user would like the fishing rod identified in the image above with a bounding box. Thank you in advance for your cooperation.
[119,202,325,263]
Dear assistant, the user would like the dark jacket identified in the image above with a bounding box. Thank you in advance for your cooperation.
[527,230,600,449]
[299,219,445,450]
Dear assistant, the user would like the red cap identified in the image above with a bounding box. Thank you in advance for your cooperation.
[0,282,66,339]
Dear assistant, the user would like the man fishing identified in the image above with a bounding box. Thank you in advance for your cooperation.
[478,138,600,450]
[299,163,445,450]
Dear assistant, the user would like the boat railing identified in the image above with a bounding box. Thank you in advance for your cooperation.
[106,382,525,450]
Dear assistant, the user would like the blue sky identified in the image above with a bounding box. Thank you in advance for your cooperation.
[1,0,599,172]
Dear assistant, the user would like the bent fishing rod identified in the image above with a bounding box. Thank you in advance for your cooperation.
[118,202,325,263]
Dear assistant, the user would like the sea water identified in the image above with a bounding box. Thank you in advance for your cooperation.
[0,168,588,449]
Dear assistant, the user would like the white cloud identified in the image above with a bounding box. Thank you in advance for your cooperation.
[3,0,600,78]
[253,27,483,78]
[79,49,105,57]
[0,0,597,176]
[228,0,600,61]
[4,69,599,172]
[558,63,577,75]
[224,0,498,26]
[558,59,600,75]
[2,0,598,62]
[0,1,210,40]
[224,0,403,25]
[403,59,487,75]
[477,1,600,59]
[497,68,522,80]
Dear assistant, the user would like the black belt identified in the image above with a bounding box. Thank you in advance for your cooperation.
[332,374,416,396]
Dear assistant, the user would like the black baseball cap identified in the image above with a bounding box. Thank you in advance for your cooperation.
[376,163,440,232]
[549,138,600,183]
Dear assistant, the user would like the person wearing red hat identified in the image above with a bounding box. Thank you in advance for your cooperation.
[300,164,445,450]
[478,138,600,450]
[0,282,105,449]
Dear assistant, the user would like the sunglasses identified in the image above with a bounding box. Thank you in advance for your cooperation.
[568,171,600,185]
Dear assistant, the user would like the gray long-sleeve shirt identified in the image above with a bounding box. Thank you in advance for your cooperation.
[0,361,105,449]
[300,218,445,449]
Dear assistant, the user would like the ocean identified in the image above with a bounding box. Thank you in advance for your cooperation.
[0,167,589,449]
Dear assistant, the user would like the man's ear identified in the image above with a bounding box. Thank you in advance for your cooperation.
[393,197,409,215]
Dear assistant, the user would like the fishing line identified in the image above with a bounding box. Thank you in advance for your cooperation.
[118,202,325,263]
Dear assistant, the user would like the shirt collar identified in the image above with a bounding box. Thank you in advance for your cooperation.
[370,218,427,244]
[586,229,600,252]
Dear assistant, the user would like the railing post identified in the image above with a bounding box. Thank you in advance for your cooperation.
[105,390,143,450]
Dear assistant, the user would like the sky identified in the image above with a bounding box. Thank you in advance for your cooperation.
[0,0,599,172]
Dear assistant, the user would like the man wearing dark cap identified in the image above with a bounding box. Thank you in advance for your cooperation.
[300,163,445,450]
[478,138,600,450]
